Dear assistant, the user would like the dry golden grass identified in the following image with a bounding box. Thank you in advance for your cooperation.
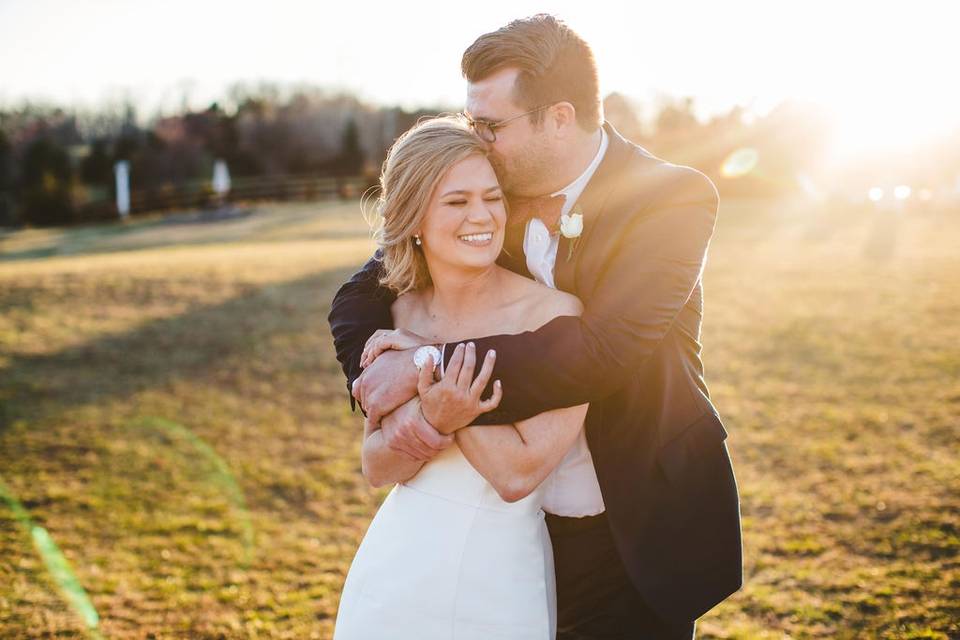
[0,197,957,638]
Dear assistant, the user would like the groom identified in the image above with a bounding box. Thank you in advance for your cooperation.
[329,14,742,639]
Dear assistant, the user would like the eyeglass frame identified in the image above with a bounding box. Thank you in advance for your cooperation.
[461,103,555,143]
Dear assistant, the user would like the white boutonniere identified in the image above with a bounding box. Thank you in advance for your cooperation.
[560,205,584,261]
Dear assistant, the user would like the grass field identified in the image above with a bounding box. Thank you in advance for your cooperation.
[1,197,958,639]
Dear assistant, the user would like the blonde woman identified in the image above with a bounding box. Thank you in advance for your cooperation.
[332,116,587,639]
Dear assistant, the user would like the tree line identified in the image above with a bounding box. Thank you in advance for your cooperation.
[1,83,956,228]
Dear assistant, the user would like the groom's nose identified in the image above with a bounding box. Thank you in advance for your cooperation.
[480,136,498,154]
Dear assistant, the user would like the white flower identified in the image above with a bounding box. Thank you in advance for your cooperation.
[559,212,583,239]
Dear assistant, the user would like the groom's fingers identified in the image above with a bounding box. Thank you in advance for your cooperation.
[379,418,418,459]
[360,330,388,368]
[388,435,426,461]
[361,340,377,368]
[362,334,402,368]
[362,341,384,368]
[380,400,450,460]
[470,350,496,398]
[384,419,432,460]
[353,373,371,414]
[414,419,453,452]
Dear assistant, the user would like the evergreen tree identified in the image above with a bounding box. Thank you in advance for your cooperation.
[21,137,75,226]
[335,118,364,176]
[80,138,112,186]
[0,131,15,226]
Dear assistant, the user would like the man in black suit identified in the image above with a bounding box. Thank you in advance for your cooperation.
[329,14,742,639]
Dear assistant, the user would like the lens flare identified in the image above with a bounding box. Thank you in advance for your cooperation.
[796,173,825,202]
[0,476,104,639]
[134,416,255,567]
[721,148,759,179]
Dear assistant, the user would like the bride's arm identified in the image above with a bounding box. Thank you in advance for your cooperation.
[455,403,589,503]
[427,292,588,501]
[361,398,428,487]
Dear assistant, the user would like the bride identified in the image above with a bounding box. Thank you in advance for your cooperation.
[333,116,588,640]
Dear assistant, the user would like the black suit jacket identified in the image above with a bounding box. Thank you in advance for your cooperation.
[328,122,742,626]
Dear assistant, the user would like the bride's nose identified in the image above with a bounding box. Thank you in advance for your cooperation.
[466,199,496,223]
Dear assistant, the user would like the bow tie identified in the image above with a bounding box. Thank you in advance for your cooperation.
[507,193,567,234]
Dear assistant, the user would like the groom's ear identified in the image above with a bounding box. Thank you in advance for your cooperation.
[551,101,578,138]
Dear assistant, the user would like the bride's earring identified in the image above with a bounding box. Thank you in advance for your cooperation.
[414,235,422,246]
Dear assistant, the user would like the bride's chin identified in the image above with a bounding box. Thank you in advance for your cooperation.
[448,254,500,271]
[425,243,502,271]
[456,258,498,270]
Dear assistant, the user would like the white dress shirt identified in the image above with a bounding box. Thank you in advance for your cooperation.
[524,127,608,291]
[525,128,608,517]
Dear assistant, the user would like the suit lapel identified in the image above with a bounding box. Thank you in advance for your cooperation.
[554,122,637,293]
[497,215,532,278]
[554,232,576,293]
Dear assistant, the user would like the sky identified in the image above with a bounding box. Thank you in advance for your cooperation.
[1,0,958,156]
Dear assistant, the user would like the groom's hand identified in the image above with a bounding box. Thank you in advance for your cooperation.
[352,348,420,425]
[379,397,453,461]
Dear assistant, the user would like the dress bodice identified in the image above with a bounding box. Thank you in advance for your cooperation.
[403,444,546,517]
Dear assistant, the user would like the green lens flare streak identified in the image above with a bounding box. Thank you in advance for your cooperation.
[133,416,255,567]
[0,476,104,639]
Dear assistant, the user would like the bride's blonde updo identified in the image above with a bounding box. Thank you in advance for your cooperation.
[364,115,488,295]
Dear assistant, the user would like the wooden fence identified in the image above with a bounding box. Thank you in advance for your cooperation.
[74,174,374,221]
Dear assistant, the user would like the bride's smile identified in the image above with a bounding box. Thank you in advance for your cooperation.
[457,231,494,247]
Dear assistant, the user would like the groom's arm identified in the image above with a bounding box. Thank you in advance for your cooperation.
[445,165,719,425]
[329,254,454,461]
[327,253,397,411]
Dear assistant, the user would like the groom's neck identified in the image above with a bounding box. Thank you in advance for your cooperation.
[543,126,603,195]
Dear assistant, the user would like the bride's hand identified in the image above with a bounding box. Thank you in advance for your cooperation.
[360,328,432,369]
[417,343,502,434]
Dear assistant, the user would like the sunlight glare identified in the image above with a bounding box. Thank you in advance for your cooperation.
[721,148,759,179]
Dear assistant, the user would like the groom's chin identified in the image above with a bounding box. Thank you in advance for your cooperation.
[489,158,510,184]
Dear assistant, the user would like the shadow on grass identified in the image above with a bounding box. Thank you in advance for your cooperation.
[0,203,370,264]
[0,262,362,433]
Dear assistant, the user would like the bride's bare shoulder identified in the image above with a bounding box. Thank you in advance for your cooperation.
[502,270,583,328]
[536,285,583,322]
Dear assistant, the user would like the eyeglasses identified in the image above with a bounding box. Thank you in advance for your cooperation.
[461,104,554,143]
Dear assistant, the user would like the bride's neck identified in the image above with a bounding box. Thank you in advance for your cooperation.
[423,262,504,322]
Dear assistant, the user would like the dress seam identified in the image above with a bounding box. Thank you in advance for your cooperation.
[449,505,482,640]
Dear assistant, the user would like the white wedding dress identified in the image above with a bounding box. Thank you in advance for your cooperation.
[333,441,556,639]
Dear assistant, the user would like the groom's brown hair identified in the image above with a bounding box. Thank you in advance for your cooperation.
[461,14,602,131]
